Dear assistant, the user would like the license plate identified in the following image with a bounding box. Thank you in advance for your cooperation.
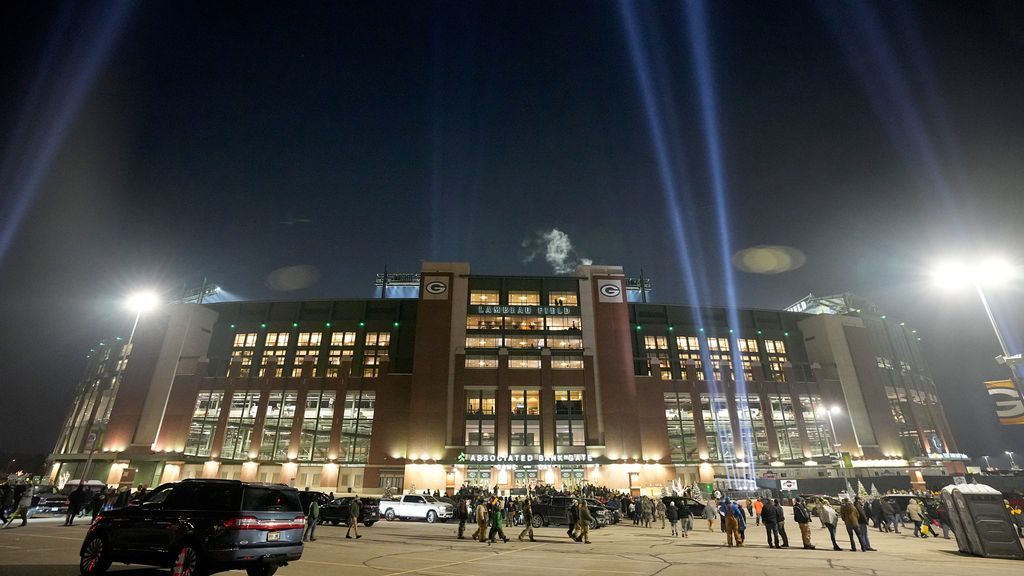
[267,532,281,541]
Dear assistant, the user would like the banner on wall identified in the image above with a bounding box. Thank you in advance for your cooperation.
[985,380,1024,425]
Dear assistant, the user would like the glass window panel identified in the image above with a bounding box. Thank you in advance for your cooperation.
[547,292,578,306]
[470,290,499,304]
[508,291,540,306]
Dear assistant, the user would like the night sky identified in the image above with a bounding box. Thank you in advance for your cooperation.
[2,1,1022,463]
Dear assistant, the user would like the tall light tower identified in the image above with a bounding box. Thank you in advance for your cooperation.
[932,257,1021,389]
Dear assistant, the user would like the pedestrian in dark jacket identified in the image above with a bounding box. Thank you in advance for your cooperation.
[456,497,470,539]
[518,498,535,542]
[773,499,789,548]
[794,498,816,549]
[568,501,581,541]
[840,499,864,551]
[667,501,680,537]
[854,497,876,551]
[89,489,105,524]
[762,499,780,548]
[937,502,953,539]
[65,485,86,526]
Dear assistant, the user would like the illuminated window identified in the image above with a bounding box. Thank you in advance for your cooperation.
[764,340,789,381]
[326,349,354,377]
[465,355,499,369]
[545,316,582,331]
[331,332,357,346]
[554,390,585,447]
[466,336,502,348]
[552,357,583,370]
[259,349,286,377]
[700,393,733,461]
[769,394,800,460]
[506,337,544,349]
[184,391,224,458]
[297,332,322,347]
[221,390,260,460]
[298,390,335,461]
[508,290,540,305]
[470,290,499,305]
[231,334,258,377]
[508,356,541,369]
[265,332,290,347]
[548,292,578,306]
[511,390,541,446]
[260,391,298,461]
[362,332,390,378]
[736,394,769,461]
[505,316,544,331]
[292,332,322,377]
[466,390,496,446]
[547,335,583,349]
[800,395,835,458]
[467,315,502,330]
[644,336,671,380]
[340,391,374,463]
[664,392,698,463]
[233,333,258,348]
[365,332,391,347]
[676,336,705,380]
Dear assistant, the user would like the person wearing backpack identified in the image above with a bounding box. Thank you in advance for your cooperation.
[793,498,816,549]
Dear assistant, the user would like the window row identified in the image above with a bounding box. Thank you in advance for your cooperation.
[464,356,584,369]
[469,291,579,306]
[465,335,583,349]
[465,390,584,447]
[466,315,581,331]
[233,331,366,349]
[663,392,834,463]
[184,389,375,463]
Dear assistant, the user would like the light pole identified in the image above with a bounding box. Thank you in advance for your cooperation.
[982,455,991,471]
[817,405,848,487]
[932,258,1021,388]
[1007,451,1019,471]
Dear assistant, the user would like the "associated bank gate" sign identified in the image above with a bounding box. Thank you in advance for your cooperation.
[459,453,593,464]
[471,305,578,316]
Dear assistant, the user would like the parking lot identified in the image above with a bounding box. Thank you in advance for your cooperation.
[1,515,1022,576]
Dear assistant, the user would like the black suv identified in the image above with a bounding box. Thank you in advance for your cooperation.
[531,496,609,529]
[320,496,380,526]
[80,479,305,576]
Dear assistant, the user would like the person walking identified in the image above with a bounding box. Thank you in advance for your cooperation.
[567,500,581,541]
[455,496,469,539]
[704,499,718,532]
[656,498,667,529]
[773,499,789,548]
[754,497,764,526]
[518,498,536,542]
[89,488,105,524]
[794,498,816,549]
[680,503,693,537]
[721,499,743,547]
[303,496,320,542]
[854,497,876,550]
[818,499,842,551]
[880,497,899,533]
[3,485,34,528]
[936,501,953,540]
[762,498,780,548]
[907,498,925,538]
[577,500,593,544]
[345,496,363,539]
[487,498,509,544]
[667,501,680,537]
[643,497,653,528]
[473,499,490,542]
[65,484,86,526]
[840,498,864,552]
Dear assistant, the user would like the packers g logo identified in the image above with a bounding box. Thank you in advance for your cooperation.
[425,281,448,295]
[599,283,621,298]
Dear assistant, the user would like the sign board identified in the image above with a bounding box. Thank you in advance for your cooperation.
[780,479,799,491]
[422,277,449,300]
[597,279,623,303]
[985,380,1024,425]
[470,305,578,316]
[953,476,967,485]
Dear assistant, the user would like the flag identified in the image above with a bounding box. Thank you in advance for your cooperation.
[985,380,1024,425]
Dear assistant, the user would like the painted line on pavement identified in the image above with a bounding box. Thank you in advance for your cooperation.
[0,533,83,542]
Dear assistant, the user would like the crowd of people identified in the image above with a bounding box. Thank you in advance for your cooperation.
[0,480,150,529]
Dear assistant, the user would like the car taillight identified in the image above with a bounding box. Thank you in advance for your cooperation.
[223,516,306,530]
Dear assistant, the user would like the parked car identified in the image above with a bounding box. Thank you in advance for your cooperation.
[30,492,70,517]
[378,494,454,523]
[531,496,610,529]
[79,479,305,576]
[321,496,379,526]
[297,490,332,516]
[660,496,706,520]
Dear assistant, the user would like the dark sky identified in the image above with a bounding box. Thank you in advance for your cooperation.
[2,1,1022,462]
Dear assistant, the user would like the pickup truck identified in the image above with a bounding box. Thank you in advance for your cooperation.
[378,494,454,523]
[531,496,609,529]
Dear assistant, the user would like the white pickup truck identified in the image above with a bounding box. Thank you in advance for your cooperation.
[378,494,454,523]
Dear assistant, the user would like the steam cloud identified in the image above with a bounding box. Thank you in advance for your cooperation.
[522,228,593,274]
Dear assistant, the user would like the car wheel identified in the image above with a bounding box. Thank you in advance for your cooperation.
[364,521,375,527]
[171,543,203,576]
[385,509,396,521]
[531,515,543,528]
[331,519,341,526]
[426,510,437,524]
[79,535,111,576]
[246,566,278,576]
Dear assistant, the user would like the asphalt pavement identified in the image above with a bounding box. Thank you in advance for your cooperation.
[1,514,1022,576]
